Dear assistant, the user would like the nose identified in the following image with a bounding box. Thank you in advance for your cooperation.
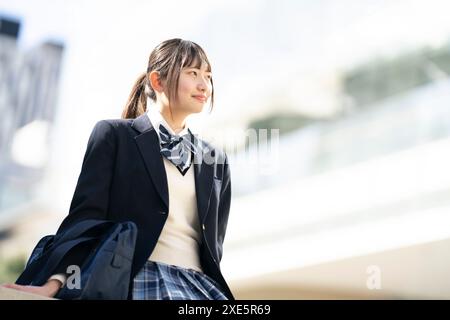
[197,77,210,92]
[197,81,206,92]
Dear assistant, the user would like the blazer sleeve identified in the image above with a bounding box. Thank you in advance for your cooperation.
[217,153,231,263]
[52,120,117,274]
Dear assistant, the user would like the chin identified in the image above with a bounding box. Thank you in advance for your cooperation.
[189,104,205,114]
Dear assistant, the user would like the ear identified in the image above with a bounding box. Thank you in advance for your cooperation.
[149,71,165,92]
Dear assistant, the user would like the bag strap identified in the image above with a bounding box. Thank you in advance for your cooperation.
[53,219,114,246]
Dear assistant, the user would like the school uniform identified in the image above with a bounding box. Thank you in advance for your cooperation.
[51,109,234,300]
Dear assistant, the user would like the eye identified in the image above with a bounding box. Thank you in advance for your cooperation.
[190,71,197,76]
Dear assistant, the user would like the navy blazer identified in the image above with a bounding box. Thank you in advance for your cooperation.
[53,113,234,300]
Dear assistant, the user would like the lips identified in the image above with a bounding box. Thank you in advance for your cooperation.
[192,95,207,102]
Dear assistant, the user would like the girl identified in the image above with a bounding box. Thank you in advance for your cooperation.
[4,38,234,300]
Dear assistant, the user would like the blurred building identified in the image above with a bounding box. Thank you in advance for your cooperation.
[0,16,64,227]
[223,47,450,298]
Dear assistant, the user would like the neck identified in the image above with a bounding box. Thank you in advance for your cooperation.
[157,106,188,135]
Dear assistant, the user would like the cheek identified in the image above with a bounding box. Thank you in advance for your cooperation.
[178,78,194,95]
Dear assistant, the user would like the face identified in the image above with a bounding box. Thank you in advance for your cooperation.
[175,60,212,114]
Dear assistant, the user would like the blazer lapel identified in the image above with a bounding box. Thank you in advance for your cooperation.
[132,114,169,212]
[131,113,215,223]
[190,130,214,224]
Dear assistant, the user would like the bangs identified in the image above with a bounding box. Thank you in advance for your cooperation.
[180,41,212,72]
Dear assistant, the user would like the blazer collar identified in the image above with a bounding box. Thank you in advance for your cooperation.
[131,113,215,223]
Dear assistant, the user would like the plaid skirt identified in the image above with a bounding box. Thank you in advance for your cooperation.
[132,260,228,300]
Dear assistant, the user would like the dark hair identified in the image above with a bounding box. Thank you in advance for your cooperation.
[122,38,214,119]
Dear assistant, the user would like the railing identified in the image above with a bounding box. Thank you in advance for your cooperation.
[0,286,55,300]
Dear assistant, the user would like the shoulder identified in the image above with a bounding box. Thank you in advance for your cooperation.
[95,118,133,130]
[85,118,134,147]
[89,118,134,137]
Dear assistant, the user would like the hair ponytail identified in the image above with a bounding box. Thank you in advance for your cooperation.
[121,72,148,119]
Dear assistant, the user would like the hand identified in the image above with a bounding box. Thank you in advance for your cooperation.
[1,279,62,298]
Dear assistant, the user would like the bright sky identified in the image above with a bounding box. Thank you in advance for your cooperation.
[2,0,450,120]
[1,0,450,212]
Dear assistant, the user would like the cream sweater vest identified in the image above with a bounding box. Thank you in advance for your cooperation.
[146,108,203,272]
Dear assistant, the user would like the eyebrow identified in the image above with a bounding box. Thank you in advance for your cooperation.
[186,67,212,73]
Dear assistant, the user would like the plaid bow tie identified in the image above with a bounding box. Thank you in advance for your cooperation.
[158,123,197,176]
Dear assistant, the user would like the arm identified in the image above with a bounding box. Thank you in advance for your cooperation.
[5,120,117,297]
[57,120,117,233]
[52,120,117,274]
[217,153,231,263]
